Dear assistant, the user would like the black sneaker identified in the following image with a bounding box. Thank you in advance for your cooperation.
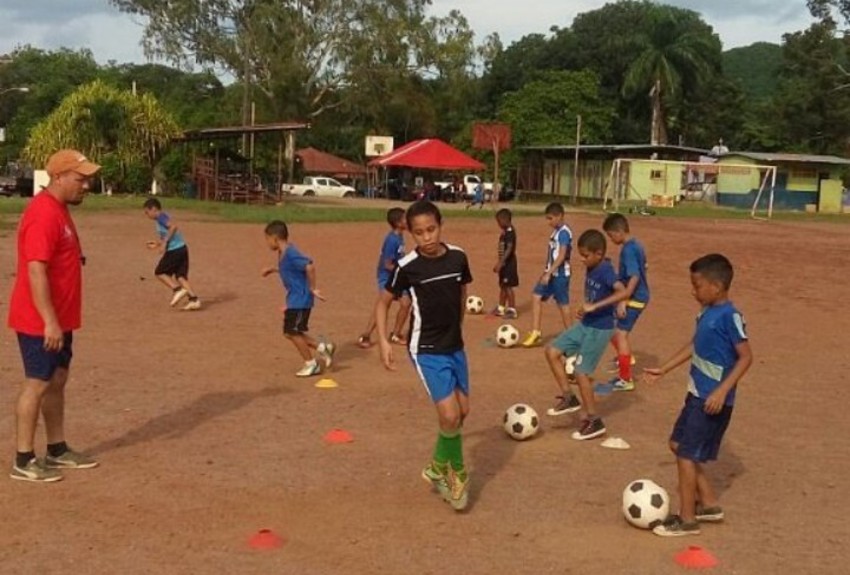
[652,514,701,537]
[695,505,725,522]
[571,417,607,440]
[546,394,581,416]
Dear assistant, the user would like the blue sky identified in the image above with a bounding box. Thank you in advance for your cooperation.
[0,0,816,67]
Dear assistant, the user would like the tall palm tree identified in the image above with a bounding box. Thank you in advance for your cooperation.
[623,7,718,144]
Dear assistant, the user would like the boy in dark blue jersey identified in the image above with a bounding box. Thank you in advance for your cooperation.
[644,254,752,537]
[602,213,650,391]
[262,220,335,377]
[376,201,473,512]
[358,208,411,348]
[543,230,627,440]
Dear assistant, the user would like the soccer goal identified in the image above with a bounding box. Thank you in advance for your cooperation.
[602,158,778,219]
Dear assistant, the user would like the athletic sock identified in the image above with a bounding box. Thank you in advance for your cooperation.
[618,355,633,381]
[435,429,466,479]
[16,451,36,468]
[47,441,68,458]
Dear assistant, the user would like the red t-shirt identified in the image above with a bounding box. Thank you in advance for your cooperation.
[7,192,83,335]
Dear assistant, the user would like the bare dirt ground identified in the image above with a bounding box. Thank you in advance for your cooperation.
[1,203,848,574]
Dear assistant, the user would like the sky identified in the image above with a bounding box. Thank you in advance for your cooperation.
[0,0,817,68]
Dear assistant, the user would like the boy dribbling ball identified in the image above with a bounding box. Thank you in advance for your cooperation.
[643,254,752,537]
[143,198,201,311]
[262,220,335,377]
[376,201,473,511]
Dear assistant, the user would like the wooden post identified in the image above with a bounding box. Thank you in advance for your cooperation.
[572,115,581,204]
[285,130,296,184]
[276,134,283,202]
[492,138,500,204]
[249,101,256,178]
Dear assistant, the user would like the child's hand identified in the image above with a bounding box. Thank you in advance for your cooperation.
[703,389,727,415]
[616,301,627,319]
[311,288,326,302]
[146,240,158,250]
[380,340,395,371]
[582,302,596,315]
[642,367,663,385]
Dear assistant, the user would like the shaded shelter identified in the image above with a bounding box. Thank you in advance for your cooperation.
[295,147,366,180]
[368,139,484,171]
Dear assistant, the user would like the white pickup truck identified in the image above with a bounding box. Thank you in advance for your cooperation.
[435,174,494,200]
[282,176,357,198]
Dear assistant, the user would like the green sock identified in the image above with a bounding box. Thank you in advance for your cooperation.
[434,429,466,479]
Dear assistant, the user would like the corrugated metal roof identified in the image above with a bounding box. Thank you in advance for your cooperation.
[178,121,311,141]
[721,151,850,165]
[521,144,709,155]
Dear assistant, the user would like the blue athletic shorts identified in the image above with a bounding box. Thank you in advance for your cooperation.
[617,306,644,332]
[549,323,613,375]
[671,393,733,463]
[533,275,570,306]
[17,332,73,381]
[411,350,469,403]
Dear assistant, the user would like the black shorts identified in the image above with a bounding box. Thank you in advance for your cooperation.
[671,393,733,463]
[17,332,73,381]
[499,261,519,288]
[283,308,311,335]
[155,246,189,279]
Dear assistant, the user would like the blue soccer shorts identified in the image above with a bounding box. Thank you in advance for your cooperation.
[549,323,613,375]
[533,275,570,306]
[617,302,646,332]
[671,393,734,463]
[411,350,469,403]
[17,332,74,381]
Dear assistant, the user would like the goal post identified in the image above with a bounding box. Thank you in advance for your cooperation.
[602,158,777,219]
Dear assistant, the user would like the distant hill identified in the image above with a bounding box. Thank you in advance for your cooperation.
[723,42,782,101]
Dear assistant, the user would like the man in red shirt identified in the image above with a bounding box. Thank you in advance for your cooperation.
[8,149,100,482]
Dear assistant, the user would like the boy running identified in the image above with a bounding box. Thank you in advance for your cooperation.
[143,198,201,311]
[358,208,411,348]
[262,220,335,377]
[377,201,473,511]
[644,254,752,537]
[602,213,649,391]
[522,202,572,347]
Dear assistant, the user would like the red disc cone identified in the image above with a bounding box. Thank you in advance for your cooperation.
[324,429,354,444]
[674,545,719,569]
[248,529,285,550]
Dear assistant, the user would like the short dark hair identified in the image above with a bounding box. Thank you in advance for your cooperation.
[387,207,405,227]
[265,220,289,240]
[545,202,564,216]
[495,208,512,223]
[578,229,606,254]
[406,200,442,229]
[143,198,162,210]
[690,253,734,289]
[602,213,630,233]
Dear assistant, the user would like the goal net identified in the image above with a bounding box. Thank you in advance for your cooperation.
[602,158,778,219]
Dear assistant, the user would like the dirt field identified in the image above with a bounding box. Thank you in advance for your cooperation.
[1,203,848,574]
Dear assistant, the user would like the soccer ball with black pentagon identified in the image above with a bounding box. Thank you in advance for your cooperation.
[622,479,670,529]
[465,295,484,314]
[496,324,520,348]
[503,403,539,440]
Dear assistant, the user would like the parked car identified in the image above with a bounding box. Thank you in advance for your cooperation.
[281,176,357,198]
[0,175,16,197]
[435,174,494,200]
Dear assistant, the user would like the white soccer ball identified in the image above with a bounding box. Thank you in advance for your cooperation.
[465,295,484,314]
[565,355,577,375]
[496,324,520,348]
[503,403,540,441]
[622,479,670,529]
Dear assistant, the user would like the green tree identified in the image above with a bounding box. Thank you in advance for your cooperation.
[24,80,181,191]
[723,42,782,102]
[621,5,719,144]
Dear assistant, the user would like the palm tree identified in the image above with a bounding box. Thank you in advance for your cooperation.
[623,7,718,144]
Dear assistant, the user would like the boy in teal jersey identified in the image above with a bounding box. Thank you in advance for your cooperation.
[143,198,201,310]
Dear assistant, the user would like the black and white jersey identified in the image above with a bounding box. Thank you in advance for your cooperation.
[386,243,472,354]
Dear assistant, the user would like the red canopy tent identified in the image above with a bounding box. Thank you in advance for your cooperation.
[368,138,484,171]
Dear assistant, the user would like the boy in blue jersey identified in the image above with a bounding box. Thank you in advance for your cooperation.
[376,201,473,512]
[602,213,649,391]
[543,230,627,440]
[522,202,573,347]
[262,220,335,377]
[358,208,411,348]
[644,254,752,537]
[143,198,201,311]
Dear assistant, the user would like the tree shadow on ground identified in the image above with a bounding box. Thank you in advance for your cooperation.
[88,385,290,455]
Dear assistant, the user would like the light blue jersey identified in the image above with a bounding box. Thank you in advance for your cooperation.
[155,212,186,251]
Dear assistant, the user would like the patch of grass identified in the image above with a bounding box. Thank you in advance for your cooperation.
[606,200,850,224]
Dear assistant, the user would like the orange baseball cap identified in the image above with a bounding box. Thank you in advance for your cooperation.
[45,149,101,177]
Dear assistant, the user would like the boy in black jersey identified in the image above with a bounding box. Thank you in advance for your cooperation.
[376,201,473,512]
